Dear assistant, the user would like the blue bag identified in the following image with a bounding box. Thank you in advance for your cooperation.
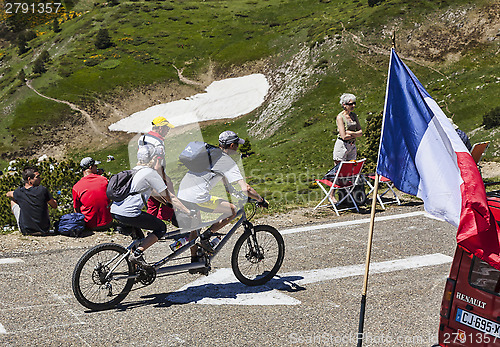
[178,142,222,173]
[57,213,86,237]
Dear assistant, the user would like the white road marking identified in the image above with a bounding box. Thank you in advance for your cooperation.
[280,211,429,235]
[279,253,452,286]
[0,323,6,334]
[166,253,452,306]
[0,258,24,265]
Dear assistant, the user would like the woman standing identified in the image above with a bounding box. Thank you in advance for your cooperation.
[328,93,363,203]
[333,93,363,166]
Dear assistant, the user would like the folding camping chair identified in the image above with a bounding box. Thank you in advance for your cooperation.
[313,159,366,216]
[471,141,490,166]
[364,174,401,210]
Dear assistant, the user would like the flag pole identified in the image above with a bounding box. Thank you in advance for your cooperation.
[357,34,395,347]
[357,174,380,347]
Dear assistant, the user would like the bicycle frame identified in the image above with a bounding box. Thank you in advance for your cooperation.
[121,205,252,277]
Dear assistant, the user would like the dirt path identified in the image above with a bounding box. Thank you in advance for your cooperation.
[172,65,204,86]
[26,80,106,136]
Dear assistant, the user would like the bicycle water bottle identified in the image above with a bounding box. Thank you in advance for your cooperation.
[169,236,189,251]
[210,236,221,249]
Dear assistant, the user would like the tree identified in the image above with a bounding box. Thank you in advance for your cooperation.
[483,107,500,129]
[39,49,50,63]
[95,28,112,49]
[53,18,61,33]
[239,138,254,158]
[33,56,47,74]
[368,0,383,6]
[17,69,26,82]
[17,35,28,55]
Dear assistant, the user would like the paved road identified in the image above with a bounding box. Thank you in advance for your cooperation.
[0,204,456,346]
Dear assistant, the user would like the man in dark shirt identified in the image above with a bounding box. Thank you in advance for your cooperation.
[6,166,58,235]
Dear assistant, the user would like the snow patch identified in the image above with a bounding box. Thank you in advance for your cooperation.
[108,74,270,133]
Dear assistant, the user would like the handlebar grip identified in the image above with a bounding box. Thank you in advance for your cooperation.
[257,198,269,208]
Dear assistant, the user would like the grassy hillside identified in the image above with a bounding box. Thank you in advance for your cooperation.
[1,0,499,211]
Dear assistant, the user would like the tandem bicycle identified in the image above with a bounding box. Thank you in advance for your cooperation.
[71,198,285,310]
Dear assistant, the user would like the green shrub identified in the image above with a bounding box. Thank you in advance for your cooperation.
[368,0,383,6]
[17,35,29,55]
[482,106,500,129]
[53,18,61,33]
[95,28,113,49]
[361,111,383,173]
[239,138,254,157]
[32,56,47,74]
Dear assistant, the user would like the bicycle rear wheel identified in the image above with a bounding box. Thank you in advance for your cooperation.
[72,243,135,310]
[231,225,285,286]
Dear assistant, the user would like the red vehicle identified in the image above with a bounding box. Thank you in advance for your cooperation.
[436,193,500,346]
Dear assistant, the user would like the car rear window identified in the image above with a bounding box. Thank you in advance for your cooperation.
[469,257,500,296]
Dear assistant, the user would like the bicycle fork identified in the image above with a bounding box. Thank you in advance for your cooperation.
[243,221,264,262]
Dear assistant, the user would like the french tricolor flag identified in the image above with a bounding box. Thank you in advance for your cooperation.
[377,49,500,269]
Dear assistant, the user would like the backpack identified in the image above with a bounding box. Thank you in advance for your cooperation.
[106,169,140,202]
[57,213,85,237]
[178,141,223,173]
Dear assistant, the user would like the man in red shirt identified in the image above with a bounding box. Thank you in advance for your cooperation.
[72,157,113,230]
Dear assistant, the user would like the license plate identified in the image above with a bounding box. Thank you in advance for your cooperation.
[455,308,500,338]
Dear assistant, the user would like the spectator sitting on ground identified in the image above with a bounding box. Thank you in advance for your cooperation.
[72,157,113,231]
[6,166,58,235]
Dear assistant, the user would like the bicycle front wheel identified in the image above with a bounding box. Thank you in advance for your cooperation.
[72,243,135,310]
[231,225,285,286]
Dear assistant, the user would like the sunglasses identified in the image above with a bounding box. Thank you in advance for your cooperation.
[345,102,356,106]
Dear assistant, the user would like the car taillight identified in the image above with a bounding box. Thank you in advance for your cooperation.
[440,278,456,319]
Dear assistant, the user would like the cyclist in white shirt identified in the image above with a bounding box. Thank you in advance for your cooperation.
[177,131,268,271]
[111,144,190,268]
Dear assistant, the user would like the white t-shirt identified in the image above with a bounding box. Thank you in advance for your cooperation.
[177,152,243,204]
[110,166,167,217]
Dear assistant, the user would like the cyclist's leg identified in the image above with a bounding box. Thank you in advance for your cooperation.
[112,212,166,252]
[185,197,236,260]
[209,200,237,232]
[193,196,236,233]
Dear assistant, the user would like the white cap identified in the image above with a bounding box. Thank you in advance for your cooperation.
[137,144,156,163]
[219,130,245,146]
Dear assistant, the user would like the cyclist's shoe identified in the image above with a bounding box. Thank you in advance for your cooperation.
[129,249,152,270]
[197,237,215,255]
[196,229,215,255]
[189,256,210,275]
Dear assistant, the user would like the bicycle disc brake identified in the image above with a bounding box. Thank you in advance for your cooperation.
[93,263,111,285]
[246,242,265,264]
